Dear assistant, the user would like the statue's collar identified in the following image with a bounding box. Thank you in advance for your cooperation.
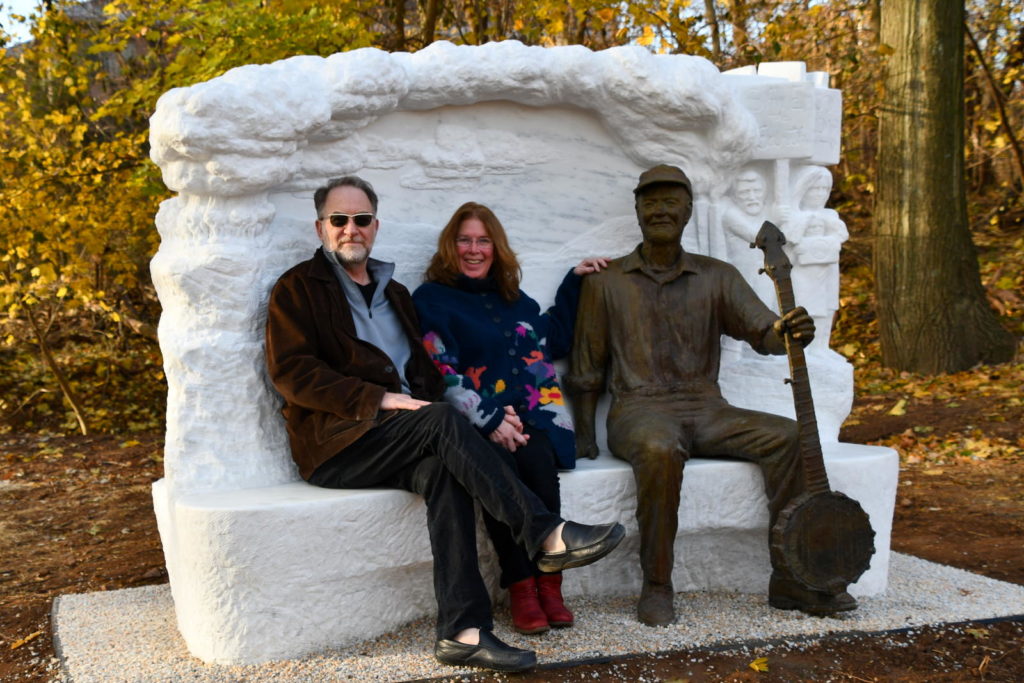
[622,244,699,282]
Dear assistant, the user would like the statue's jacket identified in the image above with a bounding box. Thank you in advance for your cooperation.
[566,246,781,403]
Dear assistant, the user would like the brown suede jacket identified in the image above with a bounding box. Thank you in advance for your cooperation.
[265,248,445,480]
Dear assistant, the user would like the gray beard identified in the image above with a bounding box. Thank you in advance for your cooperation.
[331,243,369,266]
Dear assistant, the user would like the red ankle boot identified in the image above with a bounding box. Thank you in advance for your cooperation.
[508,577,550,634]
[537,573,574,627]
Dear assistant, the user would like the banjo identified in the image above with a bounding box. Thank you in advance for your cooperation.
[755,220,875,595]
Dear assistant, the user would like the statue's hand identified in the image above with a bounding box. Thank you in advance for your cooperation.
[775,204,792,225]
[773,306,816,347]
[577,438,600,460]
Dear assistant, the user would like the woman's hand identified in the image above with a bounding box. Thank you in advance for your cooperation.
[501,405,523,430]
[489,406,529,451]
[573,257,610,276]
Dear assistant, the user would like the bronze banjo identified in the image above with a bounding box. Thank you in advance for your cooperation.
[755,220,875,594]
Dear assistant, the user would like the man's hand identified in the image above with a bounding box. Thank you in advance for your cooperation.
[573,257,610,276]
[773,307,816,347]
[381,392,431,411]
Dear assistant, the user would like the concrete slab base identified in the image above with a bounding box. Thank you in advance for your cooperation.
[53,553,1024,682]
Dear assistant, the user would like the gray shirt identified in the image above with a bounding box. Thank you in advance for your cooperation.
[325,252,413,394]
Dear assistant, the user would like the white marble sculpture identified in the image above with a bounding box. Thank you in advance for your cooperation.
[783,165,849,348]
[148,44,896,664]
[720,166,778,310]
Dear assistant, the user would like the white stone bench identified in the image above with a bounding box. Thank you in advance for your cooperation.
[152,443,895,663]
[148,42,898,665]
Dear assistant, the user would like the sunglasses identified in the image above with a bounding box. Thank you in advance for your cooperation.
[325,212,375,228]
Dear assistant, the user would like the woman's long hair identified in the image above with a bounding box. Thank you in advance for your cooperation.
[424,202,522,302]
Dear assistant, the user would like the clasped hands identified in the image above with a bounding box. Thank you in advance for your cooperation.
[381,394,528,452]
[489,406,529,451]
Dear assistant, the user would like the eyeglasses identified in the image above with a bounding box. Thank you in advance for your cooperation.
[324,212,375,228]
[456,237,493,249]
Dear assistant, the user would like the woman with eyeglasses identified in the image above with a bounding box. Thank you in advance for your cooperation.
[412,202,606,636]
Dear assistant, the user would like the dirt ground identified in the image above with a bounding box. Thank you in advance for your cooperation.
[1,396,1023,681]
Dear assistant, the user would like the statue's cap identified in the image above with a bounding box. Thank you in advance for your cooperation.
[634,164,692,196]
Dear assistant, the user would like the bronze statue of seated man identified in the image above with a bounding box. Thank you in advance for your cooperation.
[566,164,857,626]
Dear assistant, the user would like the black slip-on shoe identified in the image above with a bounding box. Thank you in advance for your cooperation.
[536,520,625,573]
[434,629,536,672]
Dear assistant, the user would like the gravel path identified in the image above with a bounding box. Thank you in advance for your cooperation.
[52,553,1024,682]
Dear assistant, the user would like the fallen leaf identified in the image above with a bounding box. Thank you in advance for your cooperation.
[923,468,944,475]
[887,399,907,416]
[749,656,769,672]
[966,628,989,639]
[9,631,42,650]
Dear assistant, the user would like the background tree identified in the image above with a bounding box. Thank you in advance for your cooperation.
[0,0,378,433]
[874,0,1016,372]
[1,0,1021,435]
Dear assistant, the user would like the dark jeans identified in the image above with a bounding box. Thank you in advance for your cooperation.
[309,402,562,639]
[482,427,562,587]
[608,395,805,587]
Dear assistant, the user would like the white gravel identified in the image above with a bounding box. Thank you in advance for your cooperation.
[52,553,1024,682]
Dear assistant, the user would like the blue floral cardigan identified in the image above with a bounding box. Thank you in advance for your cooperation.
[412,271,581,469]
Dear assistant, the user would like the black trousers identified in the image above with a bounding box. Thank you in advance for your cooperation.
[309,402,563,639]
[482,427,562,588]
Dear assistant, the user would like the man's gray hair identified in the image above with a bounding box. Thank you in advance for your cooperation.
[313,176,379,218]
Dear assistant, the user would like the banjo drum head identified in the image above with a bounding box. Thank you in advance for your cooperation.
[771,490,876,593]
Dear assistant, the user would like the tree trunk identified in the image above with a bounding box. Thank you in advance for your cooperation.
[875,0,1016,373]
[964,23,1024,192]
[26,307,89,435]
[421,0,440,47]
[723,0,749,56]
[704,0,721,61]
[392,0,407,51]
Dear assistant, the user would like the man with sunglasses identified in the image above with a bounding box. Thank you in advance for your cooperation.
[264,176,624,673]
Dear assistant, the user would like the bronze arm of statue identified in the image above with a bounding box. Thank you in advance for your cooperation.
[569,306,814,461]
[568,389,601,460]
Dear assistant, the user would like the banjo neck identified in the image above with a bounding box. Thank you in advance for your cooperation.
[754,221,830,495]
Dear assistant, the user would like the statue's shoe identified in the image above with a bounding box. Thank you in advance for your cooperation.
[637,581,676,627]
[768,574,858,616]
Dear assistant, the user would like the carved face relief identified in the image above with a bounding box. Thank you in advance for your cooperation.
[802,180,831,210]
[733,171,766,215]
[636,184,693,245]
